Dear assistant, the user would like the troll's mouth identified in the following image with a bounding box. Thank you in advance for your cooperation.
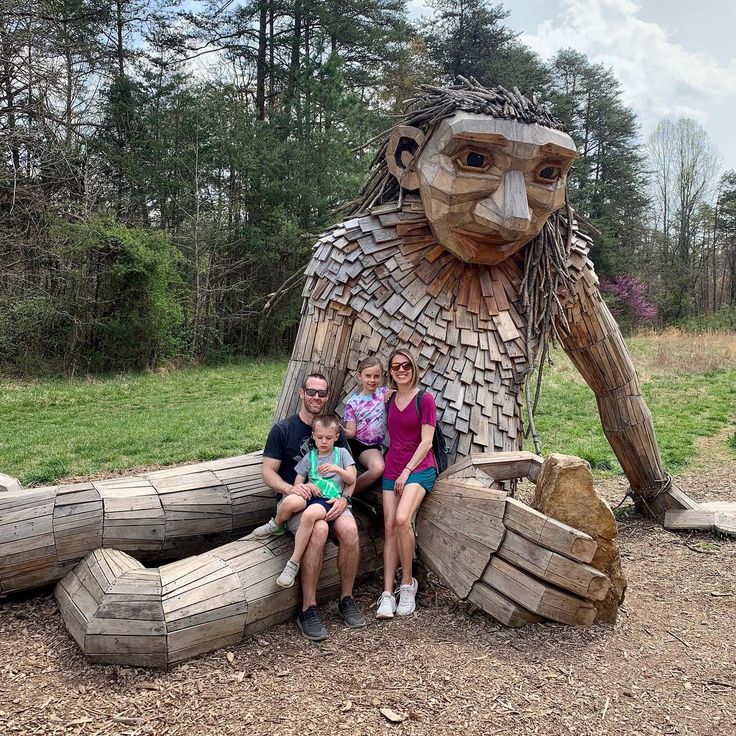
[453,227,515,249]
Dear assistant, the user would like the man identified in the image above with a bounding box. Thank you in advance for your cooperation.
[273,80,679,520]
[261,373,367,640]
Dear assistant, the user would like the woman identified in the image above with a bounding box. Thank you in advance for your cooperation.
[376,349,438,619]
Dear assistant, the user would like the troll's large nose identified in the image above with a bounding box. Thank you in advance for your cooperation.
[474,170,531,236]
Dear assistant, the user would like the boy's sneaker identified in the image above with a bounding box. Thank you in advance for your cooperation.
[396,577,418,616]
[297,605,328,641]
[339,596,367,628]
[276,559,300,588]
[375,591,397,620]
[251,517,284,539]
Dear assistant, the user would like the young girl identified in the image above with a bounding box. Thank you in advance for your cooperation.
[252,414,356,588]
[343,357,389,493]
[376,349,437,619]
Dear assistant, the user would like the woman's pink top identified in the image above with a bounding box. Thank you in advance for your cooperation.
[384,391,437,480]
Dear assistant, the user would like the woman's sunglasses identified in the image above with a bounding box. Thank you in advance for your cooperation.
[303,388,328,397]
[390,361,413,372]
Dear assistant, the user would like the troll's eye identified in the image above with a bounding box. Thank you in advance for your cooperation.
[455,150,491,173]
[465,152,487,168]
[538,165,562,182]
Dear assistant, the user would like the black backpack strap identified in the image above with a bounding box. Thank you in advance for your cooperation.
[415,389,425,419]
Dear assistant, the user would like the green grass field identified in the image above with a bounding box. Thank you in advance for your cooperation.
[0,361,285,485]
[2,332,735,486]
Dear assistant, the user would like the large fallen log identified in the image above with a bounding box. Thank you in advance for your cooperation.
[0,455,274,596]
[55,513,383,667]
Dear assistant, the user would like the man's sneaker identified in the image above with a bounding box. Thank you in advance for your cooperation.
[251,517,284,539]
[276,559,300,588]
[339,596,367,628]
[375,591,397,620]
[297,605,328,641]
[396,577,418,616]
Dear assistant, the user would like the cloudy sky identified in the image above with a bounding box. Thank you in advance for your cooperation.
[408,0,736,172]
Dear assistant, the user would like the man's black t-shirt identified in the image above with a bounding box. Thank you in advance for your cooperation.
[263,414,351,486]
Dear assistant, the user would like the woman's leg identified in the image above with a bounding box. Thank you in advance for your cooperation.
[290,503,327,564]
[274,494,307,527]
[394,483,426,585]
[381,489,399,592]
[355,448,385,493]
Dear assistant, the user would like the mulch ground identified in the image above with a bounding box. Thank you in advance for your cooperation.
[1,464,734,736]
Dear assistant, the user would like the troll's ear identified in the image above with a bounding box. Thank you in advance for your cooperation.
[385,125,425,191]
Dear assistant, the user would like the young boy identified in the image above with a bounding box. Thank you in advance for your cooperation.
[252,414,356,587]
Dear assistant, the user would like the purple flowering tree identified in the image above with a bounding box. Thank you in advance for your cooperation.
[600,275,658,331]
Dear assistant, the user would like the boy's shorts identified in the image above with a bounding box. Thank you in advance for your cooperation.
[278,497,354,535]
[382,467,437,494]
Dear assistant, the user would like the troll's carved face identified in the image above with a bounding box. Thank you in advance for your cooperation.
[388,113,578,265]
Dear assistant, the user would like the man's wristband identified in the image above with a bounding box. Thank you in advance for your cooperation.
[341,494,352,506]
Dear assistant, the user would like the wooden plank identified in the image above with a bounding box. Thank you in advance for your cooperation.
[165,600,248,633]
[503,498,597,563]
[95,598,165,621]
[415,516,487,598]
[497,530,610,601]
[483,557,597,626]
[664,509,716,531]
[419,496,505,552]
[467,580,545,627]
[86,617,167,637]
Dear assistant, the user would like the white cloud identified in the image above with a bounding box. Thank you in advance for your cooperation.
[523,0,736,135]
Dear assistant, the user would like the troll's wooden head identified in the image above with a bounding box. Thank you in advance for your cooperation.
[357,80,578,267]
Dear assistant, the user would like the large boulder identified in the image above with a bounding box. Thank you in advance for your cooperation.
[533,454,626,624]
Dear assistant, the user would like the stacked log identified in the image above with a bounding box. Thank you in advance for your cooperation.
[416,452,615,627]
[0,454,274,597]
[55,513,383,667]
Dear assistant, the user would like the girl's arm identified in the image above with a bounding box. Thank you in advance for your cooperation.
[343,420,357,439]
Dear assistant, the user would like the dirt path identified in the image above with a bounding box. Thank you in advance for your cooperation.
[1,464,734,736]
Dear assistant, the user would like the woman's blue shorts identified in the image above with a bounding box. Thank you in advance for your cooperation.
[382,467,437,493]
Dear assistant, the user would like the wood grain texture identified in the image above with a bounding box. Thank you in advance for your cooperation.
[1,454,276,596]
[54,510,382,667]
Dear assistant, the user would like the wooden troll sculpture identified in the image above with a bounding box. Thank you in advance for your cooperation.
[2,80,719,667]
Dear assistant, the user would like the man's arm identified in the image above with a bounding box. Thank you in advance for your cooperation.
[263,459,312,499]
[261,456,292,495]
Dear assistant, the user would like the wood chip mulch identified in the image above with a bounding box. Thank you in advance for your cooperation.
[1,463,734,736]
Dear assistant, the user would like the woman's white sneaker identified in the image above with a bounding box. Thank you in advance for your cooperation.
[375,591,397,619]
[396,577,418,616]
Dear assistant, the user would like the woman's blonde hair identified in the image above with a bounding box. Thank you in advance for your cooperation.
[387,349,419,390]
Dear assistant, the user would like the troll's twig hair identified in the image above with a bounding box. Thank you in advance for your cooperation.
[351,76,566,215]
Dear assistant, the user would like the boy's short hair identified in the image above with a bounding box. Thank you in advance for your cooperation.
[313,413,340,433]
